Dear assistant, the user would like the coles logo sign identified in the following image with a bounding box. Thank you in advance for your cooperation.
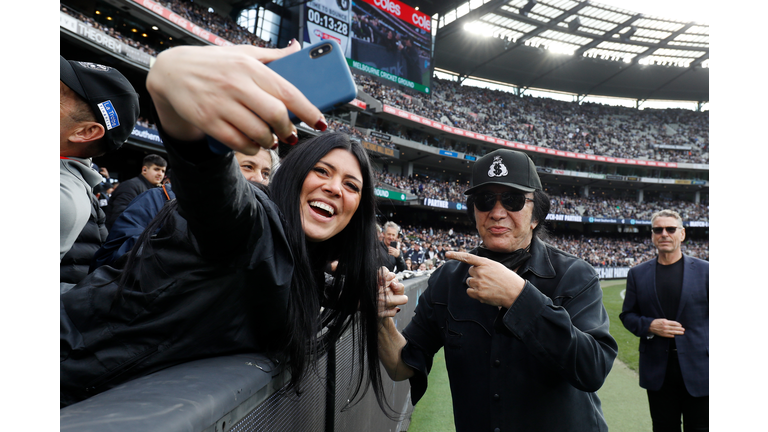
[374,0,400,15]
[412,13,430,31]
[369,0,431,32]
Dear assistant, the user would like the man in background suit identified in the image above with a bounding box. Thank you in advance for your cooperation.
[620,209,709,432]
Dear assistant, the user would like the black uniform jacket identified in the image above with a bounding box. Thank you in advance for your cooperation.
[401,237,618,432]
[60,136,294,407]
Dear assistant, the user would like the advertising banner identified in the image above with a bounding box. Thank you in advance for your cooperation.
[370,131,391,140]
[596,267,630,280]
[545,214,584,222]
[362,140,399,158]
[60,12,153,67]
[423,198,467,211]
[130,125,163,146]
[545,213,708,228]
[375,188,407,201]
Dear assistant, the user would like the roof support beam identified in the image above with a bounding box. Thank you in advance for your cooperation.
[632,22,696,63]
[456,1,590,82]
[436,0,511,42]
[521,13,643,92]
[574,14,643,57]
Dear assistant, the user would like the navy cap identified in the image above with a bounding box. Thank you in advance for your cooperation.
[60,56,139,153]
[465,149,542,195]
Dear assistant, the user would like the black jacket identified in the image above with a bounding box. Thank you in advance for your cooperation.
[104,174,157,231]
[401,237,618,432]
[60,137,293,407]
[60,192,108,284]
[380,242,406,273]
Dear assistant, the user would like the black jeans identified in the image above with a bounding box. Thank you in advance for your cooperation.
[647,350,709,432]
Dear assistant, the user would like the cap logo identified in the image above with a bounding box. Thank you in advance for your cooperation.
[487,156,508,178]
[76,61,111,72]
[97,100,120,130]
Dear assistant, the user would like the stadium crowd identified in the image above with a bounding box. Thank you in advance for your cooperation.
[156,0,275,47]
[62,1,709,169]
[373,170,709,222]
[61,0,274,59]
[62,0,710,268]
[61,5,159,56]
[354,73,709,165]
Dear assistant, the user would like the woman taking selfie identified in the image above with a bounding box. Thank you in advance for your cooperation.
[60,43,403,412]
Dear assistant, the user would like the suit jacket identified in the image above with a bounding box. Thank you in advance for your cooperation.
[620,254,709,397]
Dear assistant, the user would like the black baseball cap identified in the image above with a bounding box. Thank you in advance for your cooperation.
[465,149,542,195]
[60,56,140,153]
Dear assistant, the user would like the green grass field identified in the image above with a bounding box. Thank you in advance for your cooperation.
[408,279,652,432]
[601,279,640,372]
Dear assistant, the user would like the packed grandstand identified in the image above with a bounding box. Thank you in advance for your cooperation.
[59,0,709,273]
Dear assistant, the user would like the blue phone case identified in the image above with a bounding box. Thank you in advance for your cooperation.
[208,39,357,154]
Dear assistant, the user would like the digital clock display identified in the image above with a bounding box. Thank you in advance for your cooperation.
[307,8,349,36]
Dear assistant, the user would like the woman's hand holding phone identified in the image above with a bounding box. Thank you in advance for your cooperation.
[146,42,327,154]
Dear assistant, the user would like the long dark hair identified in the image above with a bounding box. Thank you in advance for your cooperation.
[270,132,391,413]
[114,133,391,414]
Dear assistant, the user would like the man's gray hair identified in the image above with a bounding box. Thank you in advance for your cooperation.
[651,209,683,227]
[383,221,401,234]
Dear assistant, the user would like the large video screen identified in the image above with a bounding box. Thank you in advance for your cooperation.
[303,0,433,94]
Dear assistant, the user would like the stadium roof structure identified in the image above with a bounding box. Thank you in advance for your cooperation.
[408,0,709,104]
[224,0,708,104]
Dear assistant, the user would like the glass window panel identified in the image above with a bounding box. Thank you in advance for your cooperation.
[457,3,470,18]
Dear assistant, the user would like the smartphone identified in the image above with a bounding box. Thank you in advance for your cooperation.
[208,39,357,154]
[390,241,398,248]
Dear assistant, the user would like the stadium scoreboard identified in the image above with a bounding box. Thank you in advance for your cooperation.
[302,0,433,94]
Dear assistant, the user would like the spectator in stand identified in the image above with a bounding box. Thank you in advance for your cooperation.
[60,56,139,284]
[92,165,114,210]
[104,154,167,231]
[235,149,278,185]
[437,244,448,261]
[405,241,425,268]
[91,149,278,271]
[381,221,407,273]
[425,243,437,261]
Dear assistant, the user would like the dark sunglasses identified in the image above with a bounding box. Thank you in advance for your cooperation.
[652,226,680,235]
[472,192,533,212]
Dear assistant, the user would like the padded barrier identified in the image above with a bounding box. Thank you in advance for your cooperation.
[60,275,430,432]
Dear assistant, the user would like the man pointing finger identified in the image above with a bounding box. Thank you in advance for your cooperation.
[446,251,526,309]
[377,149,618,432]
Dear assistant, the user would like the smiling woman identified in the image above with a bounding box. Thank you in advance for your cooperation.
[61,44,400,415]
[300,148,363,242]
[60,131,394,416]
